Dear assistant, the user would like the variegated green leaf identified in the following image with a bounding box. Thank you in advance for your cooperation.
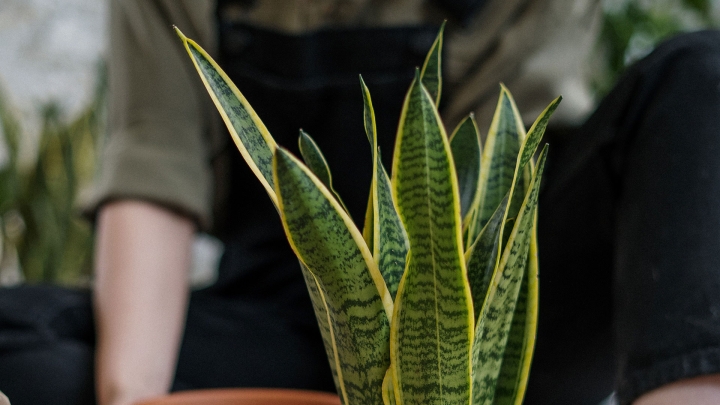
[471,145,547,405]
[493,241,537,405]
[501,229,539,405]
[363,193,374,247]
[465,193,508,323]
[450,114,482,220]
[382,368,396,405]
[298,129,350,213]
[361,77,409,300]
[360,76,376,249]
[516,97,561,174]
[375,165,409,300]
[490,265,528,405]
[175,27,277,205]
[420,22,445,106]
[485,100,560,405]
[390,73,473,405]
[298,130,332,189]
[300,262,346,405]
[467,86,524,247]
[274,147,392,405]
[496,96,561,252]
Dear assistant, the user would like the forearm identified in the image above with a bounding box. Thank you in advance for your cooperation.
[94,201,194,405]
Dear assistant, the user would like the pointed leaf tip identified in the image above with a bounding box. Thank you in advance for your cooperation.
[173,25,187,40]
[297,129,349,214]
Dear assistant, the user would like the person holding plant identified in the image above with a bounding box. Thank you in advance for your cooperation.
[1,1,720,405]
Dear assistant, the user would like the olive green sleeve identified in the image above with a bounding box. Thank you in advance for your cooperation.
[86,0,217,229]
[443,0,602,129]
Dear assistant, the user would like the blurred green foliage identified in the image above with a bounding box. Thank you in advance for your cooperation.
[0,69,104,286]
[597,0,718,94]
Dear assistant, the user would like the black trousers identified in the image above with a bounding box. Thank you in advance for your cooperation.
[2,30,720,405]
[531,30,720,404]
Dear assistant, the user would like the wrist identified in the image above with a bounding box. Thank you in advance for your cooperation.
[99,383,167,405]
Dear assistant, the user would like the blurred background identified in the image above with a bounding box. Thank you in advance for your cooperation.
[0,0,717,287]
[0,0,105,286]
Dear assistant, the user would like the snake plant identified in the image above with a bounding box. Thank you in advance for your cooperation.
[176,25,560,405]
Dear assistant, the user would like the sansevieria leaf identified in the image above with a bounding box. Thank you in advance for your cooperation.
[497,95,561,252]
[471,145,548,405]
[390,73,473,405]
[419,22,445,106]
[516,98,561,177]
[492,249,536,405]
[382,368,397,405]
[482,99,560,402]
[361,77,409,300]
[363,192,374,247]
[467,86,524,247]
[274,148,392,405]
[298,130,332,190]
[483,100,560,405]
[450,114,482,221]
[300,263,346,404]
[176,27,356,404]
[465,193,508,323]
[298,129,350,214]
[497,229,539,405]
[175,27,277,205]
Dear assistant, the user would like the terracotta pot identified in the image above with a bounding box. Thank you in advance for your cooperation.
[134,388,342,405]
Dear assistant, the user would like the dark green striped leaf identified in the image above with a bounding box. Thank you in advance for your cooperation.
[382,368,397,405]
[390,74,473,405]
[468,86,524,247]
[492,245,537,405]
[298,130,332,188]
[363,193,375,247]
[175,27,278,204]
[471,146,547,405]
[298,129,349,213]
[517,97,561,172]
[465,193,508,323]
[274,148,392,405]
[375,165,408,300]
[360,76,377,250]
[496,96,562,253]
[419,22,445,106]
[497,231,539,405]
[300,262,346,405]
[450,114,482,220]
[361,77,409,300]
